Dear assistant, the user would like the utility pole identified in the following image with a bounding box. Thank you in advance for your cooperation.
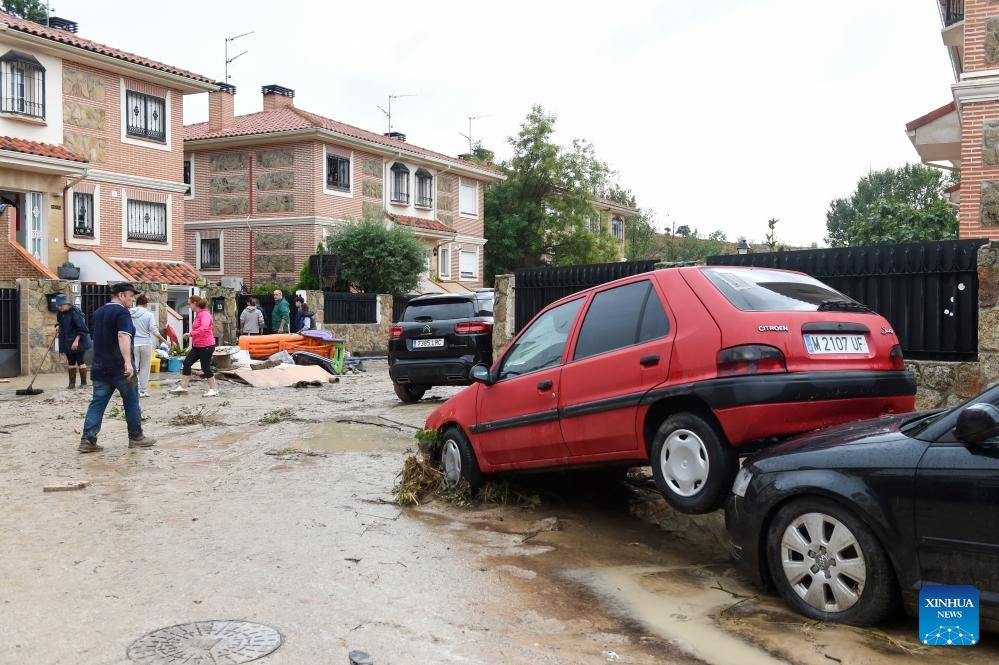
[377,93,416,134]
[225,31,254,82]
[459,114,492,153]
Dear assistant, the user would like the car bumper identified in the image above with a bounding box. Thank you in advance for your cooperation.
[725,492,767,587]
[389,358,476,386]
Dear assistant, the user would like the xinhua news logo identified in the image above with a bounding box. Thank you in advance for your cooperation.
[919,585,979,646]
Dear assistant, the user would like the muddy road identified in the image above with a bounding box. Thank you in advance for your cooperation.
[0,364,995,664]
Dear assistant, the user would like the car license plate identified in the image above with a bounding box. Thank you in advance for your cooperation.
[804,333,869,355]
[412,338,445,349]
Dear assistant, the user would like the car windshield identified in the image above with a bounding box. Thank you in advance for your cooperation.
[703,268,863,312]
[402,299,474,322]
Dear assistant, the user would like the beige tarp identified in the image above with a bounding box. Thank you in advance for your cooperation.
[217,364,334,387]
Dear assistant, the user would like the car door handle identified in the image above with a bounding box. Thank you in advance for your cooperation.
[640,354,660,366]
[537,379,553,391]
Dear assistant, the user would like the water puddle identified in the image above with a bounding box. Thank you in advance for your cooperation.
[300,421,405,453]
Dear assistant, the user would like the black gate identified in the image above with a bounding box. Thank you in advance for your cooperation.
[392,294,417,323]
[514,260,658,331]
[81,284,112,328]
[323,292,377,324]
[0,287,18,378]
[237,294,277,334]
[707,239,986,361]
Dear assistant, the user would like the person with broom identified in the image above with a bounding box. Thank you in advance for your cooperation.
[54,294,91,389]
[78,282,156,453]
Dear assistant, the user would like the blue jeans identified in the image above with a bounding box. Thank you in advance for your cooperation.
[82,376,143,442]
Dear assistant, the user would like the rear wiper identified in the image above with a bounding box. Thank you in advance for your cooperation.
[817,299,872,313]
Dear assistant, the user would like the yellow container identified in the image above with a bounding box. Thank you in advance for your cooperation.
[150,356,160,373]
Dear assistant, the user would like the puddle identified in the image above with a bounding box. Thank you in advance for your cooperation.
[575,565,783,665]
[301,421,403,453]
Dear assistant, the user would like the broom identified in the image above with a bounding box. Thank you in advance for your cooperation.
[16,333,57,396]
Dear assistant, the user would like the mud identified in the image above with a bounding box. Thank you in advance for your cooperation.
[1,366,997,664]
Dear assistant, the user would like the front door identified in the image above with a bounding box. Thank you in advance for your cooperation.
[470,297,584,468]
[26,192,45,263]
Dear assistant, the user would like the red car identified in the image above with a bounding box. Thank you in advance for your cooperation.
[423,266,917,514]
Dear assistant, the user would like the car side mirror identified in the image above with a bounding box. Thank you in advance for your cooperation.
[469,363,493,386]
[955,403,999,445]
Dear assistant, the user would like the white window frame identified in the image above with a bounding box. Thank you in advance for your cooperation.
[459,178,478,217]
[66,184,101,246]
[183,156,194,199]
[390,162,410,205]
[323,147,353,198]
[120,79,172,151]
[459,247,478,280]
[121,190,173,251]
[415,168,434,209]
[197,232,223,274]
[0,53,45,119]
[438,244,451,279]
[612,215,625,241]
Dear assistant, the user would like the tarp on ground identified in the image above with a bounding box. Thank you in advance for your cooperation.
[216,364,334,387]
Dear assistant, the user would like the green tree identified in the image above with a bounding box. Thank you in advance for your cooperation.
[322,219,425,294]
[624,210,659,260]
[825,164,957,246]
[2,0,47,21]
[484,105,620,279]
[845,199,958,245]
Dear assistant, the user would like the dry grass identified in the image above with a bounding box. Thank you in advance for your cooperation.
[170,405,221,426]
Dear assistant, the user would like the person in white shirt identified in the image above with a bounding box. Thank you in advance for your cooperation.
[130,294,168,397]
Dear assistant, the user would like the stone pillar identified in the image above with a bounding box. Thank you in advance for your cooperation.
[18,278,71,376]
[304,289,324,327]
[492,273,515,361]
[978,241,999,388]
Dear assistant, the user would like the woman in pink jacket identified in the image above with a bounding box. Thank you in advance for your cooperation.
[171,295,220,397]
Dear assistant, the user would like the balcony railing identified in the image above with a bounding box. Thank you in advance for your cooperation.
[945,0,964,26]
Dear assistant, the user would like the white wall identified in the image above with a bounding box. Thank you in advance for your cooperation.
[0,38,63,145]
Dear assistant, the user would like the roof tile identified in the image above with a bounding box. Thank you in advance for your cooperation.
[387,212,455,233]
[0,135,86,162]
[114,259,201,285]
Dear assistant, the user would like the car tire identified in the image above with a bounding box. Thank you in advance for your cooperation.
[394,383,427,403]
[650,412,736,514]
[440,426,482,492]
[765,498,898,626]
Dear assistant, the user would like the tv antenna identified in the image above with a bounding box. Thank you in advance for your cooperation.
[459,114,492,153]
[225,31,254,82]
[377,93,416,134]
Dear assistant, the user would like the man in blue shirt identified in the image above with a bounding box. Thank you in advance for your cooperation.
[79,282,156,453]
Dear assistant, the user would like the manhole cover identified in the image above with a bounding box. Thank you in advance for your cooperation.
[127,620,282,664]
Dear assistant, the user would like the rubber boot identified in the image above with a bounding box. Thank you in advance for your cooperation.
[79,367,88,387]
[67,367,77,389]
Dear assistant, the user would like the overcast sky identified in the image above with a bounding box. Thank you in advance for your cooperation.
[56,0,956,246]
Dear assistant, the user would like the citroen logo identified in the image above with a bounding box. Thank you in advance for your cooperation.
[422,324,432,335]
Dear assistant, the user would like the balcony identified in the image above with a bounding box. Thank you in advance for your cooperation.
[944,0,964,27]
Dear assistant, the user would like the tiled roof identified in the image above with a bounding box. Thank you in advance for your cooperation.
[905,101,957,132]
[114,259,201,285]
[186,106,504,177]
[0,135,87,162]
[0,11,214,85]
[387,212,455,233]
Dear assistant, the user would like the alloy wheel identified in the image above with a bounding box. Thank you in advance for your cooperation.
[779,511,867,613]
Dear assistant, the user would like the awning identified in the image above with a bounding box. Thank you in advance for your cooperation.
[906,102,961,166]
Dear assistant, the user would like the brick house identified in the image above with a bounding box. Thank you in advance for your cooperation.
[0,12,215,297]
[183,85,505,292]
[905,1,999,237]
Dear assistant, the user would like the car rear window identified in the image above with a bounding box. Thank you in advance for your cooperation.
[475,294,494,317]
[702,268,859,312]
[402,298,475,321]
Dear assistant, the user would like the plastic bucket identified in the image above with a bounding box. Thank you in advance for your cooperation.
[150,356,160,373]
[167,357,183,373]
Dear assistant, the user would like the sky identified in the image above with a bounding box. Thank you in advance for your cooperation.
[51,0,957,247]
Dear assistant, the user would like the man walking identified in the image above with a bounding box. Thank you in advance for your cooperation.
[79,282,156,453]
[271,289,291,334]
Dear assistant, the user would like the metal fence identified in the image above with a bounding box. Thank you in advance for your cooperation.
[81,284,112,328]
[514,260,658,331]
[323,292,377,324]
[707,239,986,361]
[0,288,17,378]
[392,294,417,323]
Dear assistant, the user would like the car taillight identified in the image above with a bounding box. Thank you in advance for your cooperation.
[889,344,905,370]
[716,345,787,377]
[390,326,403,339]
[456,321,491,334]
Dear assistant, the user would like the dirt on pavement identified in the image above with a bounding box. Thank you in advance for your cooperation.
[0,364,996,665]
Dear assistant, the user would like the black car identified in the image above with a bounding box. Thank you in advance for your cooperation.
[388,290,494,402]
[726,384,999,629]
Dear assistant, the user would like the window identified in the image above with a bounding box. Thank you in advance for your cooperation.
[327,153,350,191]
[573,281,668,360]
[588,214,602,234]
[415,168,433,208]
[459,180,478,216]
[183,158,193,197]
[611,216,624,240]
[459,249,477,279]
[126,199,167,242]
[73,192,94,237]
[200,237,221,271]
[390,162,409,204]
[702,268,860,312]
[125,90,165,141]
[438,245,450,278]
[498,298,583,380]
[0,51,45,118]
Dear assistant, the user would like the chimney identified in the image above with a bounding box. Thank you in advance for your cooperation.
[262,84,295,111]
[208,82,236,132]
[384,131,406,142]
[48,17,79,33]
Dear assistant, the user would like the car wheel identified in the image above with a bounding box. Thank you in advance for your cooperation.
[650,412,736,514]
[440,426,482,492]
[765,498,897,626]
[394,383,427,403]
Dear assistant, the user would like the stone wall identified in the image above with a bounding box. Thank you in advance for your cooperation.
[323,295,391,356]
[492,273,515,360]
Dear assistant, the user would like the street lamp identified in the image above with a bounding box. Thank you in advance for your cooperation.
[736,240,750,255]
